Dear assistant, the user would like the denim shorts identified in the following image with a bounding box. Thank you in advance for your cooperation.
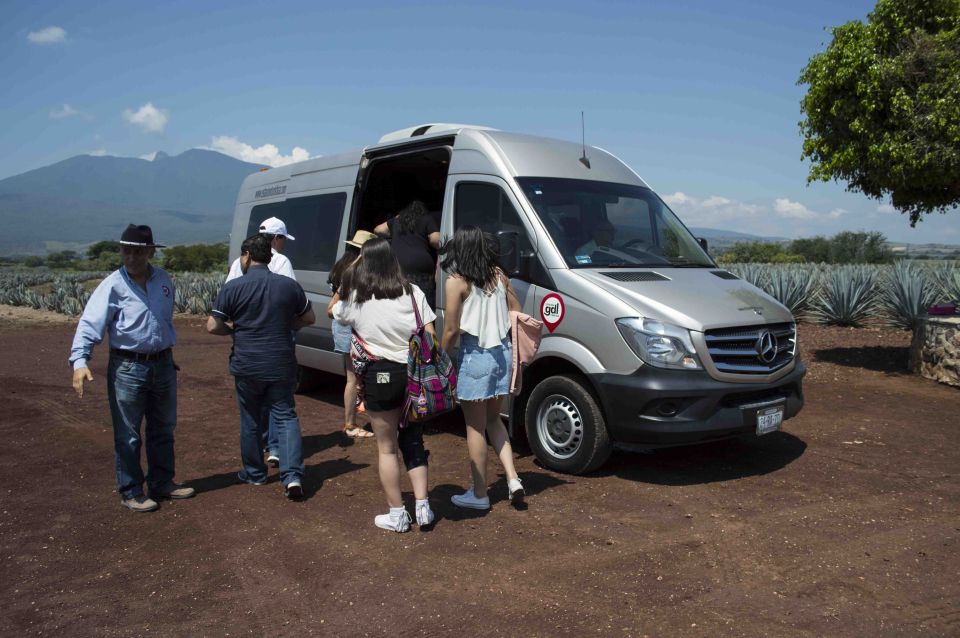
[456,333,512,402]
[332,320,352,354]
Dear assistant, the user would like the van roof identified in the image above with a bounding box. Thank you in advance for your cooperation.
[238,124,647,191]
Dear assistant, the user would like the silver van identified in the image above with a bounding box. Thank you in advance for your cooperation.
[230,124,805,474]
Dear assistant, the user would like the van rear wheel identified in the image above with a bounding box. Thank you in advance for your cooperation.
[524,374,612,475]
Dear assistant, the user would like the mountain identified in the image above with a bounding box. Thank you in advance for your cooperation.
[0,150,265,255]
[688,227,788,242]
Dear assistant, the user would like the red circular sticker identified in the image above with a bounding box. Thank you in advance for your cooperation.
[540,293,565,333]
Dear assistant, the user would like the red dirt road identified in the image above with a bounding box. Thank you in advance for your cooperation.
[1,315,958,637]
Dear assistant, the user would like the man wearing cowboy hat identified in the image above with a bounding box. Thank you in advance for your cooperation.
[225,216,296,282]
[70,224,194,513]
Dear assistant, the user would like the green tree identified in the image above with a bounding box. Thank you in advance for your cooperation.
[46,250,78,269]
[86,240,121,260]
[829,231,894,263]
[798,0,960,225]
[717,242,805,264]
[789,236,832,263]
[160,243,229,272]
[23,256,45,268]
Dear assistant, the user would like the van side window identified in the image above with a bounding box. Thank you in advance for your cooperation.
[249,193,347,271]
[454,183,533,255]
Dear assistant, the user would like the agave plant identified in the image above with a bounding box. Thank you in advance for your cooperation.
[881,261,940,330]
[762,266,818,317]
[725,263,768,289]
[812,265,879,327]
[931,264,960,303]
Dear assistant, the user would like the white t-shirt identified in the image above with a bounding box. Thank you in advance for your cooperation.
[332,285,436,364]
[225,249,295,282]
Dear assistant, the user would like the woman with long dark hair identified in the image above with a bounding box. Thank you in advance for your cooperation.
[332,237,437,532]
[440,226,525,510]
[326,231,376,438]
[374,200,441,309]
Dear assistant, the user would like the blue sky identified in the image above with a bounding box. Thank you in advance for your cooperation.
[2,0,957,244]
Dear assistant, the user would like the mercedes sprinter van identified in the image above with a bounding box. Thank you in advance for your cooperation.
[229,124,805,474]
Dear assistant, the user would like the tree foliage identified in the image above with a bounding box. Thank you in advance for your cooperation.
[721,231,893,264]
[798,0,960,225]
[717,242,805,264]
[160,243,229,272]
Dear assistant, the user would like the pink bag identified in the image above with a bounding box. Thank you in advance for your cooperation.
[510,311,543,395]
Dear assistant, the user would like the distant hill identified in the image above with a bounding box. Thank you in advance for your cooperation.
[0,150,265,255]
[688,227,788,242]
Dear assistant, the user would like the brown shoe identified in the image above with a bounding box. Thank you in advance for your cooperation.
[121,495,159,513]
[151,483,196,500]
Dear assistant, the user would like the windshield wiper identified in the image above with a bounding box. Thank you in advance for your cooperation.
[667,263,714,268]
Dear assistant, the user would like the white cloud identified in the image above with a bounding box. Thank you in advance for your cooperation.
[207,135,311,167]
[827,208,847,219]
[139,152,158,161]
[89,148,110,157]
[122,102,169,133]
[877,203,897,214]
[49,103,79,119]
[773,198,818,220]
[663,191,764,227]
[28,26,66,45]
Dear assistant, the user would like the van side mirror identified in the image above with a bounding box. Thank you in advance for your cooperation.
[697,237,709,253]
[497,230,521,276]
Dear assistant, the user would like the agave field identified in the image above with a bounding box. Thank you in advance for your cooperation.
[0,269,225,317]
[1,264,958,329]
[724,262,960,329]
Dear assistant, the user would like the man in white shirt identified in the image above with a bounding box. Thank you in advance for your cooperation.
[575,219,636,263]
[225,216,296,282]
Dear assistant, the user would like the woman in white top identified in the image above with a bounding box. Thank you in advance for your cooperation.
[440,226,524,510]
[332,238,438,532]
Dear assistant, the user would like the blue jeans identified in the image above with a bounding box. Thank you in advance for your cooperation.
[106,353,177,499]
[234,377,304,486]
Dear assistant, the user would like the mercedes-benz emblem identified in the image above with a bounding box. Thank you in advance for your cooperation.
[755,330,778,364]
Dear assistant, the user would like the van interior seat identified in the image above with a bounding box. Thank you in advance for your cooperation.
[558,217,585,253]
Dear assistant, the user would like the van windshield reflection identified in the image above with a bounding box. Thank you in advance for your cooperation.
[515,177,714,269]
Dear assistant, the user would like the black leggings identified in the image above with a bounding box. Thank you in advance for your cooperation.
[398,421,429,470]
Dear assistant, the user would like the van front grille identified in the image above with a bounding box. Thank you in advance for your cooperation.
[704,322,796,374]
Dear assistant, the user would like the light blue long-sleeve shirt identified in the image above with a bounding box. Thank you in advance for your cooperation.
[70,265,177,370]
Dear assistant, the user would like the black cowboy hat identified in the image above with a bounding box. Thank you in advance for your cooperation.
[119,224,166,248]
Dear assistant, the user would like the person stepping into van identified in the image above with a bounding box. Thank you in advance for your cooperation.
[374,200,441,310]
[332,238,437,532]
[225,216,297,468]
[207,235,315,500]
[440,227,525,510]
[327,230,376,439]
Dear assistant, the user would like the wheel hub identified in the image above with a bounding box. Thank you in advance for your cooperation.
[536,394,584,460]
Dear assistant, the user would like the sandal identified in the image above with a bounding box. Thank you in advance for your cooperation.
[343,425,374,438]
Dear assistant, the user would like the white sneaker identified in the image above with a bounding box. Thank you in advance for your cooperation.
[266,452,280,468]
[415,500,435,528]
[508,478,525,505]
[451,487,491,510]
[374,508,411,533]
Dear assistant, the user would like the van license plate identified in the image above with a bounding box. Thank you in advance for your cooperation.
[756,406,783,435]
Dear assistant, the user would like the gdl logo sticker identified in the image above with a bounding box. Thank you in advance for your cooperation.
[540,293,564,333]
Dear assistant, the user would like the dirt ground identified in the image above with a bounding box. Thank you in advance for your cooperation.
[1,307,958,637]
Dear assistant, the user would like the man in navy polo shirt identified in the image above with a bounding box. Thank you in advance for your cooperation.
[207,235,315,499]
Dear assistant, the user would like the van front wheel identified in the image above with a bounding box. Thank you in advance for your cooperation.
[524,374,612,475]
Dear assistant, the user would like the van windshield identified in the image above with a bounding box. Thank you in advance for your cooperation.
[516,177,714,268]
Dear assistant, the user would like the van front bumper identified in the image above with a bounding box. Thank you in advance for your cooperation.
[588,362,805,447]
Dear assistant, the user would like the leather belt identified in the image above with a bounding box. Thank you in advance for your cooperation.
[110,348,171,362]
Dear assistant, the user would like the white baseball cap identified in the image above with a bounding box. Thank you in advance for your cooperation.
[258,216,295,240]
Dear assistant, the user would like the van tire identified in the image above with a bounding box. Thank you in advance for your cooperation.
[524,374,612,475]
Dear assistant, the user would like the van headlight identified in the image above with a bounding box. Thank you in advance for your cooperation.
[615,317,702,370]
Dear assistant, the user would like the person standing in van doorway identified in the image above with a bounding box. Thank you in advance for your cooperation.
[332,238,437,532]
[225,216,296,469]
[326,230,376,439]
[70,224,195,513]
[207,235,315,500]
[440,226,525,510]
[374,200,441,310]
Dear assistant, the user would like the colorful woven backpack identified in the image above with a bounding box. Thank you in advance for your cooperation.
[403,292,457,426]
